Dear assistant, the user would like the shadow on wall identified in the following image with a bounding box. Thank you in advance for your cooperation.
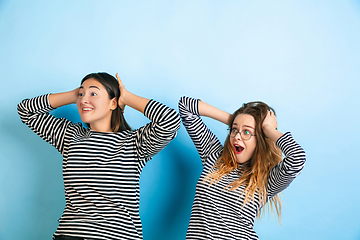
[140,133,202,240]
[1,107,68,239]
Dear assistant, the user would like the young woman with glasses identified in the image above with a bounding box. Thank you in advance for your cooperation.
[17,72,180,240]
[178,96,306,240]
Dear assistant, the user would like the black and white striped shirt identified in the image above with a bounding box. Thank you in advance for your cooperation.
[17,94,180,240]
[179,96,306,240]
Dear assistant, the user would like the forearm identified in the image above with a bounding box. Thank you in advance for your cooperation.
[198,100,232,125]
[49,89,78,109]
[178,96,223,164]
[262,125,284,142]
[121,91,149,114]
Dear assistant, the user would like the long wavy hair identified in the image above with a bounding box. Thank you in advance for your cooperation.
[81,72,131,132]
[203,101,283,221]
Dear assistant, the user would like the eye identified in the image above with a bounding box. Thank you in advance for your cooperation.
[78,92,83,97]
[230,128,237,133]
[244,130,251,135]
[91,92,97,96]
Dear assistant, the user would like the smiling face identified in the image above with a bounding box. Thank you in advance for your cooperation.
[229,113,257,164]
[76,78,117,132]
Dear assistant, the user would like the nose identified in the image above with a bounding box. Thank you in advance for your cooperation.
[81,94,89,104]
[235,131,242,140]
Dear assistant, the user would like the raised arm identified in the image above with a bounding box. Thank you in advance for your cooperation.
[115,74,180,161]
[198,100,232,125]
[48,88,79,109]
[178,96,224,165]
[266,132,306,200]
[18,91,82,155]
[263,111,306,199]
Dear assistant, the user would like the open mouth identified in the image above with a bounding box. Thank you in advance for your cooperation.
[82,107,93,113]
[234,144,244,154]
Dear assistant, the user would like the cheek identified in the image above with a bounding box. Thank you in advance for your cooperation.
[246,141,257,155]
[76,99,83,114]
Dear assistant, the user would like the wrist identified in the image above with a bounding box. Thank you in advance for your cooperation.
[263,127,283,142]
[262,124,274,132]
[119,90,130,107]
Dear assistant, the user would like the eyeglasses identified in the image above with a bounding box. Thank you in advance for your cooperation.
[228,128,256,141]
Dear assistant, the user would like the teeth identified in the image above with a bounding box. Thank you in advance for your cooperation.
[83,108,93,111]
[234,144,243,153]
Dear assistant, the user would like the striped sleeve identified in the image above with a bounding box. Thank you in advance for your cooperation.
[17,94,78,155]
[134,99,181,160]
[178,96,222,165]
[267,132,306,199]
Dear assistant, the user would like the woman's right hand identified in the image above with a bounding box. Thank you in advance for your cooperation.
[49,88,79,109]
[72,87,80,102]
[198,100,232,125]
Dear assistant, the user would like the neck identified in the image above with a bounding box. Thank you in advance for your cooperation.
[89,120,113,132]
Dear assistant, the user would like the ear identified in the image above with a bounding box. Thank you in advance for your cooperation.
[110,97,117,110]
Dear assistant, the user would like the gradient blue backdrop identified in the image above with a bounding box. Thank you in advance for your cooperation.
[1,0,359,239]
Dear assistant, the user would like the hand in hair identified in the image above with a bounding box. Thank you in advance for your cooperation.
[262,111,283,142]
[116,73,128,113]
[115,73,149,114]
[262,111,277,130]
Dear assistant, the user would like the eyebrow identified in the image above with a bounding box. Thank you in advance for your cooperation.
[232,123,255,129]
[79,85,101,90]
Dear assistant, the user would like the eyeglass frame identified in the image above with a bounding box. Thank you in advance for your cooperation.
[228,127,256,141]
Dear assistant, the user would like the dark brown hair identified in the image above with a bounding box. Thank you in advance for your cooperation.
[81,72,131,132]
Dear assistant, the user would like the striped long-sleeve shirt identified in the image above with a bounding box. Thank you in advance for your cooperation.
[17,94,181,240]
[178,96,306,240]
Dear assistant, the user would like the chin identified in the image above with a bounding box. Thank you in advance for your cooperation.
[236,157,250,164]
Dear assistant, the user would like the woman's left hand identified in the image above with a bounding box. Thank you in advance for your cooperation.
[262,111,283,142]
[116,73,128,112]
[262,111,278,131]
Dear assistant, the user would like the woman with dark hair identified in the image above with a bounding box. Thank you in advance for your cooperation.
[178,96,306,240]
[17,72,180,240]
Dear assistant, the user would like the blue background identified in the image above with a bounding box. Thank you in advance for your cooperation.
[1,0,359,239]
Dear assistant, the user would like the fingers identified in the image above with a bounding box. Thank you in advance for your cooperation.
[269,111,278,129]
[116,73,126,110]
[265,111,273,121]
[116,73,123,86]
[268,110,276,118]
[263,110,278,129]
